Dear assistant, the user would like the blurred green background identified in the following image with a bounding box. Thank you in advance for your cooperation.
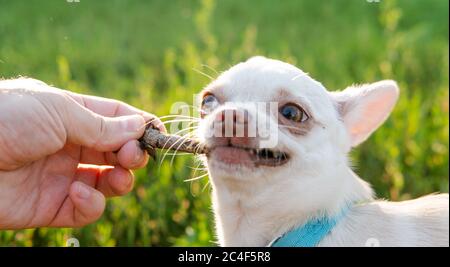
[0,0,448,246]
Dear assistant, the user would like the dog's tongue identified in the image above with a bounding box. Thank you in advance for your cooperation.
[213,146,253,165]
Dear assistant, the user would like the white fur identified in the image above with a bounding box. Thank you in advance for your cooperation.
[197,56,449,247]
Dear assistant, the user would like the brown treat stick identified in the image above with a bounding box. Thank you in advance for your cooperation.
[139,126,209,156]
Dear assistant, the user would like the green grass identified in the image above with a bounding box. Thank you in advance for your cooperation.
[0,0,448,246]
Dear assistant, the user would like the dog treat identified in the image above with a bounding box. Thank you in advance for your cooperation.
[139,126,209,156]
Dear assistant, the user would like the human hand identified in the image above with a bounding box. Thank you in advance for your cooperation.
[0,78,163,229]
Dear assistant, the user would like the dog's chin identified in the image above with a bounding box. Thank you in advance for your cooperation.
[206,146,289,176]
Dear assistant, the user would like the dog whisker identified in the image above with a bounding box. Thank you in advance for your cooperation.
[169,136,197,166]
[189,160,207,183]
[193,67,214,81]
[158,130,198,167]
[201,180,211,192]
[184,172,209,182]
[159,114,200,120]
[201,64,220,75]
[160,119,199,125]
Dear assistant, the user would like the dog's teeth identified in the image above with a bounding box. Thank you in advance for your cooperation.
[255,149,261,159]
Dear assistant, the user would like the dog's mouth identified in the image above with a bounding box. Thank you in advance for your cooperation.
[208,145,290,167]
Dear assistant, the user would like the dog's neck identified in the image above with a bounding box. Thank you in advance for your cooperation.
[209,163,374,247]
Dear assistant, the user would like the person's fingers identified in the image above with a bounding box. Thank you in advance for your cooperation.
[65,91,166,132]
[96,166,135,197]
[49,181,105,228]
[116,140,149,169]
[78,140,149,168]
[57,96,146,152]
[79,148,119,166]
[75,164,134,197]
[69,182,106,226]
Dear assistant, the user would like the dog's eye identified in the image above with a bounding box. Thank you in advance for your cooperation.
[280,104,309,123]
[201,94,219,117]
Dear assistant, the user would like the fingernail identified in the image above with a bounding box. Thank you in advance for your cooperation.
[125,173,134,189]
[122,115,144,133]
[76,183,91,199]
[116,170,133,191]
[153,120,166,133]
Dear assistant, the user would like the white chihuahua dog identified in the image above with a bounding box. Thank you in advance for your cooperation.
[197,56,449,247]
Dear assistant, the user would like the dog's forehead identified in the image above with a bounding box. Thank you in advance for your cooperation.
[209,57,328,102]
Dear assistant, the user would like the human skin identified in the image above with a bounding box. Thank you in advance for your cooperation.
[0,78,163,229]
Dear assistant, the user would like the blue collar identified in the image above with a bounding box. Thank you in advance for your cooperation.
[270,207,349,247]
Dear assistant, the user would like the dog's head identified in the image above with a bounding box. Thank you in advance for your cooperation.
[197,56,398,204]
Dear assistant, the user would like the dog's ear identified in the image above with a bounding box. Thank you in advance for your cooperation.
[330,80,399,147]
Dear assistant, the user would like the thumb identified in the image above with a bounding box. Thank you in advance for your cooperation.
[61,98,146,151]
